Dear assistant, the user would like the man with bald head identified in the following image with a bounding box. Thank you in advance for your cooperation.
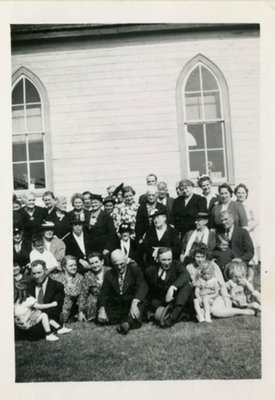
[97,250,148,334]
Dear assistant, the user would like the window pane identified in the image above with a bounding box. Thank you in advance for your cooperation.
[185,93,203,121]
[25,79,41,103]
[185,66,200,92]
[205,122,223,148]
[26,104,42,132]
[13,136,27,162]
[13,163,28,190]
[12,79,24,105]
[207,150,225,178]
[203,91,221,120]
[189,150,206,177]
[29,133,44,160]
[12,105,25,133]
[202,66,218,90]
[186,124,205,149]
[30,162,45,188]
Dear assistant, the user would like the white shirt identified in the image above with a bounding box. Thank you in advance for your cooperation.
[156,225,167,241]
[158,267,167,281]
[30,249,58,271]
[120,239,130,257]
[73,232,86,256]
[158,197,167,206]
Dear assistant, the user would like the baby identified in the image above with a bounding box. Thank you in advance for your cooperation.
[193,261,220,323]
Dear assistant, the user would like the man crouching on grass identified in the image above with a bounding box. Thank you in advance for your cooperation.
[97,249,148,335]
[145,247,194,328]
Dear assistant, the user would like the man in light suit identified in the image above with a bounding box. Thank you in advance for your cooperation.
[145,247,193,328]
[97,249,148,334]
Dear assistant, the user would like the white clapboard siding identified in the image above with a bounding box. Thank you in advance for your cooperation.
[12,28,259,211]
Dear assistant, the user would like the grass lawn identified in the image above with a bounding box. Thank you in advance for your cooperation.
[15,266,261,382]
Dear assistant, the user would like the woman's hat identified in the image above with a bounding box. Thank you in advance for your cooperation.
[103,196,116,205]
[90,194,103,202]
[119,223,132,233]
[113,182,124,197]
[41,220,55,230]
[70,216,85,225]
[150,207,167,219]
[13,225,23,235]
[195,212,209,220]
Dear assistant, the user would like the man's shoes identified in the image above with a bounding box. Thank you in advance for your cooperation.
[57,327,72,334]
[160,317,175,329]
[117,322,130,335]
[46,333,59,342]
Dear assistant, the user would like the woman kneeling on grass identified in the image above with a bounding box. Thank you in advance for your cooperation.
[186,243,255,319]
[14,281,71,341]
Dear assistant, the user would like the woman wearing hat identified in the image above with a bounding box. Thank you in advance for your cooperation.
[41,221,66,268]
[13,225,32,271]
[210,183,248,230]
[112,185,139,234]
[142,207,181,266]
[48,196,71,240]
[117,223,138,265]
[180,212,216,264]
[103,196,116,218]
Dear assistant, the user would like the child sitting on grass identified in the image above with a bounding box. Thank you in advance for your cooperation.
[193,261,220,323]
[225,259,261,314]
[14,281,71,341]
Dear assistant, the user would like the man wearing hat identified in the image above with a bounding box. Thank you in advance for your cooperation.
[87,194,118,257]
[142,207,181,265]
[180,212,216,264]
[172,179,207,239]
[98,249,148,335]
[145,247,193,328]
[41,221,66,267]
[13,225,32,271]
[64,216,92,274]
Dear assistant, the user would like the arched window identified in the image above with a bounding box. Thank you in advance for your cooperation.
[176,54,234,184]
[12,68,51,191]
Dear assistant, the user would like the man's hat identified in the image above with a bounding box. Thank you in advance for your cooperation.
[195,212,209,220]
[41,220,55,230]
[150,206,167,219]
[113,182,124,197]
[154,304,172,326]
[103,196,116,205]
[90,193,103,202]
[119,223,132,234]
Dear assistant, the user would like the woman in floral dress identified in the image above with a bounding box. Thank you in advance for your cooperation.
[112,185,139,236]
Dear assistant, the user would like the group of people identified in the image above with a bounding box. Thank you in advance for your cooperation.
[13,174,260,341]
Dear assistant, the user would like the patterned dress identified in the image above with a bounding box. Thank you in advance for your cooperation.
[78,266,110,321]
[112,202,139,234]
[52,272,83,323]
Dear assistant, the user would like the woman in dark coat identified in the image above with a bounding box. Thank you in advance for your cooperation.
[17,192,47,241]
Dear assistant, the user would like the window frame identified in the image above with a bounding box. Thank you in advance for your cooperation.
[176,54,234,185]
[12,67,53,195]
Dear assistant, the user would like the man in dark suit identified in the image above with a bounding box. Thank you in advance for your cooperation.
[145,247,193,328]
[157,181,174,223]
[97,249,148,334]
[219,210,254,266]
[172,179,207,238]
[22,259,65,338]
[13,225,32,271]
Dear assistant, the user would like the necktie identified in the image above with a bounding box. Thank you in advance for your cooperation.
[37,286,44,304]
[118,274,124,294]
[225,229,230,239]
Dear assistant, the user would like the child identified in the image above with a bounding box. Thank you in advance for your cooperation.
[29,234,59,274]
[14,281,71,341]
[225,259,261,314]
[210,235,236,277]
[193,261,220,323]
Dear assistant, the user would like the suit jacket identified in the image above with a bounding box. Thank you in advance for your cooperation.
[145,260,190,302]
[181,229,216,254]
[158,196,174,224]
[135,202,165,242]
[18,206,48,240]
[172,194,207,237]
[142,225,181,263]
[227,226,254,263]
[210,200,248,229]
[87,209,118,252]
[13,239,32,268]
[46,210,71,240]
[28,277,64,321]
[98,264,148,308]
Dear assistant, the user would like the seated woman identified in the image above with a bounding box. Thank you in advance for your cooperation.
[47,196,71,240]
[52,255,83,325]
[117,223,138,265]
[142,207,181,266]
[186,243,255,319]
[210,183,248,231]
[78,252,110,322]
[180,212,216,264]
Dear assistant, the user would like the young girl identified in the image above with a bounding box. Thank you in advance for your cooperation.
[225,259,261,314]
[193,261,220,323]
[14,281,71,341]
